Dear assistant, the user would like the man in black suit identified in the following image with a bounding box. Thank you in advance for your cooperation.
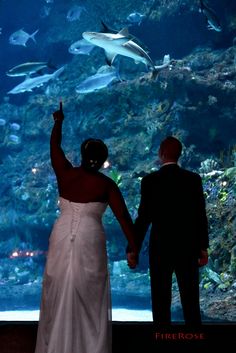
[128,136,209,327]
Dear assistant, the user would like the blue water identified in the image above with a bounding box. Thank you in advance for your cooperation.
[0,0,236,322]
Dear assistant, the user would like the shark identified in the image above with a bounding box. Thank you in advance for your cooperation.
[82,28,170,76]
[8,66,65,94]
[76,65,120,94]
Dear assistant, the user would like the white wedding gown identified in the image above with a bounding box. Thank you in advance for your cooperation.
[35,197,112,353]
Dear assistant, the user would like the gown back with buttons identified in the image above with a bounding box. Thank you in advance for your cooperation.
[35,197,112,353]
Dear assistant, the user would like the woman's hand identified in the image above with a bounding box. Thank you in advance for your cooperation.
[53,101,64,122]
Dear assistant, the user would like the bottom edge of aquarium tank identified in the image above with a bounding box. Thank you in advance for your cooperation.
[1,310,233,323]
[0,309,154,322]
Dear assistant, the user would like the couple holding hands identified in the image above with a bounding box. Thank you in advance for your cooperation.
[34,102,209,353]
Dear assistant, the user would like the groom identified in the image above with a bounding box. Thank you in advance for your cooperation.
[128,136,209,327]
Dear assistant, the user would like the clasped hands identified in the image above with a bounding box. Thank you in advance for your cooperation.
[127,251,139,269]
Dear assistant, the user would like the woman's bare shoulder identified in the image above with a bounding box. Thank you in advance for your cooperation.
[97,172,118,189]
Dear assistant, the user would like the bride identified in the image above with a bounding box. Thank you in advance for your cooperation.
[34,102,138,353]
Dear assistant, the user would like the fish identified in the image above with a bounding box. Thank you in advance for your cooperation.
[66,5,86,22]
[82,28,156,69]
[0,118,6,126]
[127,12,145,26]
[75,65,120,94]
[68,39,95,55]
[6,62,52,77]
[8,134,20,144]
[199,0,222,32]
[8,66,65,94]
[10,123,21,131]
[9,29,39,47]
[82,28,172,78]
[100,20,149,52]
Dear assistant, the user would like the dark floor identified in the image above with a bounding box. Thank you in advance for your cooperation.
[0,322,235,353]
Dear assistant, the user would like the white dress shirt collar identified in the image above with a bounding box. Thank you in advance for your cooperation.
[162,162,178,167]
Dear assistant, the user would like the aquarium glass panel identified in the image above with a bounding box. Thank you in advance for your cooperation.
[0,0,236,322]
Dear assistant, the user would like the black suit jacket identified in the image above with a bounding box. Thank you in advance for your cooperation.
[134,164,209,258]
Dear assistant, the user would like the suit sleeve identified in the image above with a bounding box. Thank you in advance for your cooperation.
[134,177,152,253]
[195,175,209,250]
[50,120,73,178]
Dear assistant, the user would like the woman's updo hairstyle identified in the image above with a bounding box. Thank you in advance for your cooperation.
[81,138,108,171]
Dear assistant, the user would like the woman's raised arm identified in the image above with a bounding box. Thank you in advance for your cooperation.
[50,102,73,177]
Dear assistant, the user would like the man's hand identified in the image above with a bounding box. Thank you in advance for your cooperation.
[198,249,208,267]
[53,101,64,122]
[127,252,138,269]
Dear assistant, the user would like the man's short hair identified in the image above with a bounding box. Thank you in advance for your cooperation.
[159,136,182,161]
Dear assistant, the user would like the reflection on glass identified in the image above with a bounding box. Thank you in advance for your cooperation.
[0,0,235,322]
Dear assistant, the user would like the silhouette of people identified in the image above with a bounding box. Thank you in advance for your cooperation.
[34,102,137,353]
[127,136,209,327]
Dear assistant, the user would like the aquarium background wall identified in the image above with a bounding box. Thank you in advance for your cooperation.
[0,0,236,322]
